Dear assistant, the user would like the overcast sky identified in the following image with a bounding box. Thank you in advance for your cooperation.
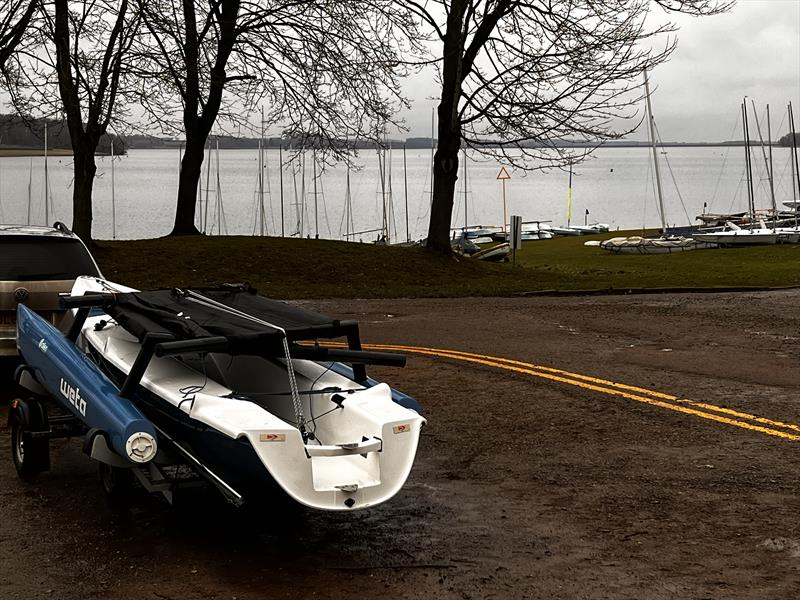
[399,0,800,143]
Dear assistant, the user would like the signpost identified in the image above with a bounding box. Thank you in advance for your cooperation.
[496,165,511,232]
[509,215,522,267]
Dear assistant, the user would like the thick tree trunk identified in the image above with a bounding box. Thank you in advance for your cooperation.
[171,135,204,235]
[71,147,97,243]
[425,1,467,254]
[427,122,461,253]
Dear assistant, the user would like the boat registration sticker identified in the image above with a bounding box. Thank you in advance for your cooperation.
[393,424,411,434]
[260,433,286,442]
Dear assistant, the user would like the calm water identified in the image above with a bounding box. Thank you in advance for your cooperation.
[0,146,796,241]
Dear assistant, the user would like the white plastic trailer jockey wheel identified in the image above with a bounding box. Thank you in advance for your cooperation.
[9,398,50,481]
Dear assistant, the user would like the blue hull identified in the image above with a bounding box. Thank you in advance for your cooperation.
[16,304,157,463]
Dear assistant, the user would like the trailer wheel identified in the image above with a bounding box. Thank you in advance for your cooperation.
[98,462,135,507]
[10,399,50,482]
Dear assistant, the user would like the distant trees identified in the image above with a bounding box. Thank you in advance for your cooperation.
[408,0,733,253]
[132,0,421,235]
[778,132,800,148]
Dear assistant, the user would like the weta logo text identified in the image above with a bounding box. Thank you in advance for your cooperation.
[59,379,87,416]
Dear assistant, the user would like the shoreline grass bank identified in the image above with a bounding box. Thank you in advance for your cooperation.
[93,232,800,299]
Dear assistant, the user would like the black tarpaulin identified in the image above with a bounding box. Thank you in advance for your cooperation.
[107,287,351,355]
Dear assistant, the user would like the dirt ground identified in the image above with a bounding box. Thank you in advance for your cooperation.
[2,290,800,599]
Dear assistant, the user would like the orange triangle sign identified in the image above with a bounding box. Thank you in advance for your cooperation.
[496,166,511,180]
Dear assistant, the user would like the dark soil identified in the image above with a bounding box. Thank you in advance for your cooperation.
[2,290,800,599]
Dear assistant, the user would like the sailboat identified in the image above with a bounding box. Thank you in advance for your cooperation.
[693,100,787,246]
[598,70,716,254]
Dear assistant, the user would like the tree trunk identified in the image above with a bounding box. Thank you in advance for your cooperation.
[71,146,97,244]
[425,1,467,254]
[171,135,204,235]
[427,124,461,253]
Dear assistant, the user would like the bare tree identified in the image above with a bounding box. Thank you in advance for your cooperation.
[407,0,733,253]
[133,0,421,236]
[6,0,141,243]
[0,1,38,70]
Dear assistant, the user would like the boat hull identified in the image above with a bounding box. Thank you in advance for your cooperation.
[16,304,157,463]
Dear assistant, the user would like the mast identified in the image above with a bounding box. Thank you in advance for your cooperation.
[378,142,387,241]
[388,142,393,243]
[403,144,409,242]
[44,120,49,224]
[644,69,666,232]
[790,102,799,227]
[742,100,755,217]
[344,163,353,241]
[567,163,573,228]
[258,107,265,236]
[750,99,776,215]
[767,104,776,218]
[790,103,800,203]
[279,142,285,237]
[203,139,211,234]
[313,148,318,238]
[430,107,434,206]
[111,136,116,239]
[27,158,32,224]
[462,147,468,233]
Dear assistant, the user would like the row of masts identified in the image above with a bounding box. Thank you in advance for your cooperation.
[198,129,421,244]
[740,99,800,222]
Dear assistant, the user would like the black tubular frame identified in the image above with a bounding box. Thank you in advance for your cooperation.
[59,291,401,395]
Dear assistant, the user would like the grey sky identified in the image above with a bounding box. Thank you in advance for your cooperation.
[399,0,800,143]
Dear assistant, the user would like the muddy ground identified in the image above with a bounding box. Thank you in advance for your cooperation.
[2,290,800,599]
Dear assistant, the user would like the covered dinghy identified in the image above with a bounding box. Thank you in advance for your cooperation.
[68,278,425,511]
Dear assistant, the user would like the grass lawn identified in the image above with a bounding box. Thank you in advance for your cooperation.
[92,231,800,299]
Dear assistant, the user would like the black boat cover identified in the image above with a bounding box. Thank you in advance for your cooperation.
[107,287,352,356]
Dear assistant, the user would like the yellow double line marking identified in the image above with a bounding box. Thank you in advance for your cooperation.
[351,342,800,442]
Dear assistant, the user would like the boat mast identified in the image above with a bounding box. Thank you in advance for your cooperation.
[567,163,573,228]
[279,142,285,237]
[313,148,318,238]
[462,147,468,234]
[430,107,434,207]
[766,104,776,218]
[44,120,49,225]
[258,107,265,236]
[344,163,353,241]
[644,69,666,232]
[403,143,409,242]
[750,99,776,216]
[26,158,32,224]
[742,100,756,218]
[203,139,211,234]
[111,136,116,239]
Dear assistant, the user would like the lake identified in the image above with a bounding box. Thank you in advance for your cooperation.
[0,145,796,241]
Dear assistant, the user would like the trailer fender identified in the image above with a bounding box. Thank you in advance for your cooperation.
[83,429,132,468]
[8,397,48,431]
[14,364,48,397]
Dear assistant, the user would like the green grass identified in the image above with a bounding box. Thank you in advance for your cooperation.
[92,231,800,299]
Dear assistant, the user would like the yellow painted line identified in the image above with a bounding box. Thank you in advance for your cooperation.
[334,341,800,442]
[362,342,800,435]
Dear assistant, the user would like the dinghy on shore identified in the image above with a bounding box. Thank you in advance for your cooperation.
[11,277,425,510]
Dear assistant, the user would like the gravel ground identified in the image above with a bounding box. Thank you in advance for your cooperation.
[1,290,800,599]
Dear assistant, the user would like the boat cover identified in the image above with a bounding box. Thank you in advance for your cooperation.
[107,287,350,355]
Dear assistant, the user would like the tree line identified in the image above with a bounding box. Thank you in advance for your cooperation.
[0,1,732,249]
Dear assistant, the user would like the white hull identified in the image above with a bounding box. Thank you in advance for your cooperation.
[692,229,779,246]
[71,278,425,511]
